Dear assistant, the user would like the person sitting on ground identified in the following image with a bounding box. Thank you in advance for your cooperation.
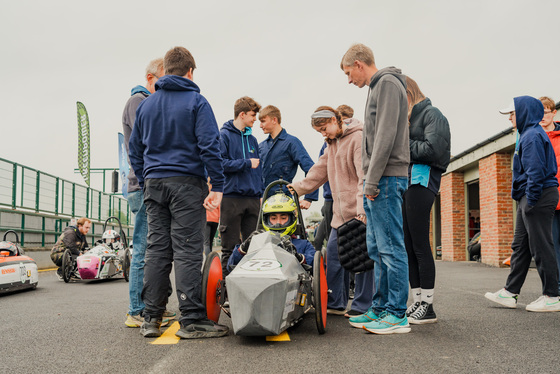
[50,217,91,280]
[227,193,315,272]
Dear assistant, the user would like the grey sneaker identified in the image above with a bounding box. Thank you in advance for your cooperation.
[140,319,162,338]
[163,310,177,319]
[175,318,229,339]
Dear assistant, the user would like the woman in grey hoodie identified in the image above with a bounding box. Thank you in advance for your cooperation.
[289,106,374,316]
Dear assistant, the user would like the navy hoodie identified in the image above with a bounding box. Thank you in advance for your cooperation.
[128,75,224,191]
[511,96,558,206]
[219,120,263,197]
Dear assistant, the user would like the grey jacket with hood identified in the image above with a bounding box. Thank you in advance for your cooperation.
[362,67,410,196]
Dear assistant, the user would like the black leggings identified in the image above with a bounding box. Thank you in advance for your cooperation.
[403,185,436,289]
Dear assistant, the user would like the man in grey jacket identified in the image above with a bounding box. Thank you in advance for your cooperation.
[340,43,411,334]
[122,58,175,328]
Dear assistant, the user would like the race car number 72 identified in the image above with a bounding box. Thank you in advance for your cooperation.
[240,259,282,271]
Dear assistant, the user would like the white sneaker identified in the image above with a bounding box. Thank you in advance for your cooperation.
[484,288,517,308]
[526,295,560,312]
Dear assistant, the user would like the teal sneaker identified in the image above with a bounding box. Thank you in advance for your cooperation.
[363,312,411,334]
[349,308,383,328]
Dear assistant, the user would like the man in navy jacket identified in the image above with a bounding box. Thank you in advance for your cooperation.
[258,105,318,208]
[219,97,264,275]
[129,46,228,339]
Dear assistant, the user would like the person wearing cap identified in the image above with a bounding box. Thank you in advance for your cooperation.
[288,105,375,319]
[539,96,560,294]
[485,96,560,312]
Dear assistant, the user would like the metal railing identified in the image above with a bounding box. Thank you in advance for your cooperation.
[0,157,131,245]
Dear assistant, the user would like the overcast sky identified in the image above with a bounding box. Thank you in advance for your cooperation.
[1,0,559,215]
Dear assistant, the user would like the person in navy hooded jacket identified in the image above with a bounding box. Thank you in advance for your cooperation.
[129,46,228,339]
[219,96,264,275]
[485,95,560,312]
[258,105,318,208]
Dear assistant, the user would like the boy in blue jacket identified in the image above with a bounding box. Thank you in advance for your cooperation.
[258,105,318,208]
[219,97,264,275]
[485,95,560,312]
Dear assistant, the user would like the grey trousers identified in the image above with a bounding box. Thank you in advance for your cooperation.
[142,176,208,326]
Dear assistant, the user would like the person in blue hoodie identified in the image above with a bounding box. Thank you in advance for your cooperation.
[219,96,264,275]
[485,95,560,313]
[129,47,228,339]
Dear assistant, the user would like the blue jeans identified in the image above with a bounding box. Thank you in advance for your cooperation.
[326,228,375,313]
[127,190,148,316]
[364,176,409,318]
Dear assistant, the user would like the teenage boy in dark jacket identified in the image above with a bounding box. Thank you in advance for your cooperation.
[258,105,318,208]
[219,97,264,275]
[129,46,228,339]
[485,95,560,312]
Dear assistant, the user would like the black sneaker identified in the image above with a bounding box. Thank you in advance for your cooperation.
[408,302,437,324]
[175,318,229,339]
[406,302,420,317]
[140,318,162,337]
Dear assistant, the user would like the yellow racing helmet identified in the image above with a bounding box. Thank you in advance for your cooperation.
[262,193,298,236]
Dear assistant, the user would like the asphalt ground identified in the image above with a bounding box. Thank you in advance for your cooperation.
[1,260,559,374]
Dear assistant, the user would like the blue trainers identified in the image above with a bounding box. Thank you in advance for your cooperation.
[348,308,383,328]
[362,312,411,334]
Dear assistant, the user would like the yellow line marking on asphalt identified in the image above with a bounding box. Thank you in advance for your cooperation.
[39,268,57,272]
[151,321,181,345]
[266,331,290,341]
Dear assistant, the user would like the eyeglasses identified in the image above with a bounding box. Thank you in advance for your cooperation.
[544,110,553,115]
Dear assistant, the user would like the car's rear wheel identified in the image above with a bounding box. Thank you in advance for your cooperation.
[123,248,131,282]
[61,249,73,283]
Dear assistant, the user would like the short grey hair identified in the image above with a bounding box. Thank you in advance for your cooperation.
[340,43,375,69]
[146,58,164,77]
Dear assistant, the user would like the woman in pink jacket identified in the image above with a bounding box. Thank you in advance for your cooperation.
[289,106,374,316]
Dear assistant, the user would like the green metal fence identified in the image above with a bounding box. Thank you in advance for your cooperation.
[0,157,132,246]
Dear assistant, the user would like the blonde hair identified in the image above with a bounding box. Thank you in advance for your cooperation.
[539,96,556,111]
[340,43,375,69]
[259,105,282,124]
[406,76,426,117]
[146,58,163,77]
[311,106,343,144]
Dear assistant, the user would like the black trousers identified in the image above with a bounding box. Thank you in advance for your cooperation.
[142,176,208,325]
[403,185,436,290]
[219,197,260,274]
[314,200,333,252]
[506,187,559,297]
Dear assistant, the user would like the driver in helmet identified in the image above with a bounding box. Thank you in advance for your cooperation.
[102,230,123,252]
[227,193,315,271]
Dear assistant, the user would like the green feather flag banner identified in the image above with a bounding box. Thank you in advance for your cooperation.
[76,101,90,186]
